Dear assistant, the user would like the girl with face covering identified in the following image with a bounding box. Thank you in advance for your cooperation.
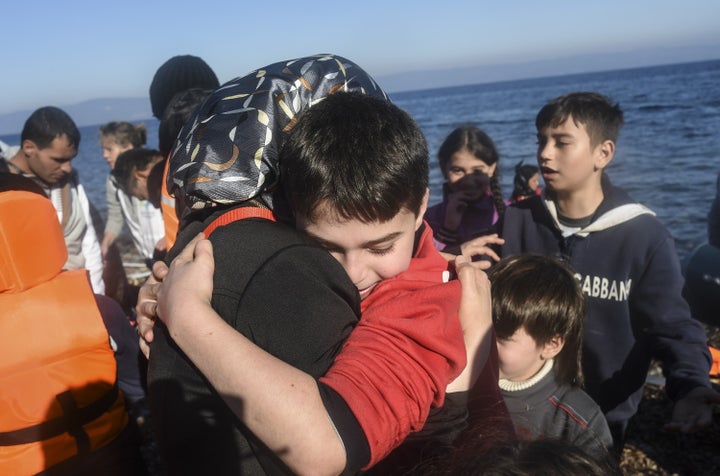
[425,125,506,250]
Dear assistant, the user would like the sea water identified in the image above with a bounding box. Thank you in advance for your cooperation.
[2,59,719,259]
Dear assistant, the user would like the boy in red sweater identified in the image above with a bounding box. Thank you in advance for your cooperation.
[139,56,506,475]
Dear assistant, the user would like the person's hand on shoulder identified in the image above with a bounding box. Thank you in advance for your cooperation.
[447,255,494,392]
[156,234,214,341]
[136,257,169,358]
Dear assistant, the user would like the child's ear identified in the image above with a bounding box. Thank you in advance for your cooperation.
[415,188,430,230]
[541,335,564,360]
[593,139,615,171]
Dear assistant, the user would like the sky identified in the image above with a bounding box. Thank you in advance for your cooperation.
[0,0,718,116]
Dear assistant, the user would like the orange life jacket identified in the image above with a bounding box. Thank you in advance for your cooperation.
[0,191,127,475]
[160,156,179,250]
[710,346,720,377]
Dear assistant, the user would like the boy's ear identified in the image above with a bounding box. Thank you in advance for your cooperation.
[593,139,615,171]
[415,189,430,230]
[541,335,564,360]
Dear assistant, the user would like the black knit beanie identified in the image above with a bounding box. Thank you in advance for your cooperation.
[149,55,219,119]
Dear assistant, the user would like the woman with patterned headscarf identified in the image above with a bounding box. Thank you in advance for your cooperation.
[140,54,499,475]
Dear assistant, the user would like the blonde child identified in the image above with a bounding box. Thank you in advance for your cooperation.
[98,121,148,257]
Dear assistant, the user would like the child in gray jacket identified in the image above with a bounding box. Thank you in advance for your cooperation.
[490,253,613,456]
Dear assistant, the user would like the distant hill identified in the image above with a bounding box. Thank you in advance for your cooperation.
[378,44,720,93]
[2,45,718,136]
[0,97,153,135]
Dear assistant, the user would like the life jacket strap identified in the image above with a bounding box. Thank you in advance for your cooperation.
[204,206,276,237]
[0,385,119,448]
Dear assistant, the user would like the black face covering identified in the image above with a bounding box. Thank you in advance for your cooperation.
[445,172,490,199]
[436,172,491,245]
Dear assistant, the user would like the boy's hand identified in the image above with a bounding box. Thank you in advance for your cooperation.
[136,260,169,358]
[136,233,207,357]
[448,255,493,392]
[665,386,720,433]
[459,234,505,269]
[454,255,492,328]
[156,234,214,338]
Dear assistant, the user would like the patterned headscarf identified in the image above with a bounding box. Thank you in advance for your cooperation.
[168,53,388,212]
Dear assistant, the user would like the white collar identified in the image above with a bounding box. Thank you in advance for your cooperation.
[499,358,554,392]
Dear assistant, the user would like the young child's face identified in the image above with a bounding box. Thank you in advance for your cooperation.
[299,201,425,301]
[497,326,551,382]
[446,149,496,185]
[101,138,132,169]
[536,116,606,195]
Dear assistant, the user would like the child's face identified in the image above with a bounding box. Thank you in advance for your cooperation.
[299,200,426,301]
[497,326,557,382]
[101,138,132,169]
[536,116,609,195]
[446,149,496,185]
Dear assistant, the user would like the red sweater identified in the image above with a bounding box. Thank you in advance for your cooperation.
[320,223,466,467]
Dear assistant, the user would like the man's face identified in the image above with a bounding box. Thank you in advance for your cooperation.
[23,135,76,185]
[128,168,151,200]
[536,117,605,195]
[298,200,426,301]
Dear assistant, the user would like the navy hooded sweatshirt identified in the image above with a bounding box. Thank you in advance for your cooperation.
[497,175,711,443]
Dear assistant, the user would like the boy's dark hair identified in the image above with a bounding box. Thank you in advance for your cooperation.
[112,148,163,195]
[99,121,147,149]
[438,125,505,215]
[488,253,585,386]
[450,437,620,476]
[536,92,624,147]
[158,87,214,158]
[280,92,428,223]
[21,106,80,150]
